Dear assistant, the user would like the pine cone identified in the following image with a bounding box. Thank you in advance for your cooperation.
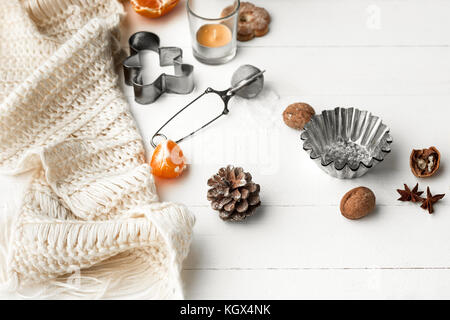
[207,165,261,221]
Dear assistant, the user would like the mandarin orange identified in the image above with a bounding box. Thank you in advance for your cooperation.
[150,140,186,178]
[131,0,179,18]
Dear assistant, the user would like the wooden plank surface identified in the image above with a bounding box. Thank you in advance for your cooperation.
[182,269,450,299]
[122,0,450,47]
[120,0,450,299]
[184,206,450,269]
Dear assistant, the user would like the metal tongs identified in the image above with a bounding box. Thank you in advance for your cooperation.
[150,65,265,148]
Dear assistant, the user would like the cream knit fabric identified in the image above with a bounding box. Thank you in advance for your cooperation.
[0,0,195,299]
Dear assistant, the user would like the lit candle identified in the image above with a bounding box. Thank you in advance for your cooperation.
[194,24,234,62]
[187,0,239,64]
[196,24,232,48]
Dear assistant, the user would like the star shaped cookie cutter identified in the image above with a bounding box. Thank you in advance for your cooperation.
[123,32,195,104]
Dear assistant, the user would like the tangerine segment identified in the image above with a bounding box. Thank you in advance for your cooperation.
[150,140,186,178]
[131,0,179,18]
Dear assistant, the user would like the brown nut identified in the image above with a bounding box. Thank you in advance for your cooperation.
[410,146,441,178]
[340,186,376,220]
[282,103,315,130]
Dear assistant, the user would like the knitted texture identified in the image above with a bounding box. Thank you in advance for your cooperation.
[0,0,195,299]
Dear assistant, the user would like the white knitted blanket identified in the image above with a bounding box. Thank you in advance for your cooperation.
[0,0,195,299]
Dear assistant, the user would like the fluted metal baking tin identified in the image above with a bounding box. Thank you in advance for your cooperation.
[301,107,393,179]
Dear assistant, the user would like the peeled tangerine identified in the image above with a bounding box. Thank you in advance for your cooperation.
[150,140,186,178]
[131,0,179,18]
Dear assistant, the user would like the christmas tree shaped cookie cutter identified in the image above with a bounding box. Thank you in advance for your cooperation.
[123,32,195,104]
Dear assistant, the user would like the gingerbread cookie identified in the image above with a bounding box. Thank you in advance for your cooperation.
[221,2,271,41]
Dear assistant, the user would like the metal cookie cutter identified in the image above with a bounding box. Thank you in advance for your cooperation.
[123,32,195,104]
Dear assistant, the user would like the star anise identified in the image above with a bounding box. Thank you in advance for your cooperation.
[420,187,445,214]
[397,183,424,203]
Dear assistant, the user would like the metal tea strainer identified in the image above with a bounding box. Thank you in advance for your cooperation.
[150,64,265,148]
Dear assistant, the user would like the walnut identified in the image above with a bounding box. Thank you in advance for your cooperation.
[282,103,315,130]
[340,187,376,220]
[410,146,440,178]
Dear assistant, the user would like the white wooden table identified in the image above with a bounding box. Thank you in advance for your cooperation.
[2,0,450,299]
[120,0,450,299]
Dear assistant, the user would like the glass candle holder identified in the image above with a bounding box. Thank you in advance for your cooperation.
[187,0,239,65]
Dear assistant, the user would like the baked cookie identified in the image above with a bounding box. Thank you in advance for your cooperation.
[221,2,271,41]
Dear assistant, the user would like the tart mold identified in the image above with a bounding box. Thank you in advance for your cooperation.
[301,107,393,179]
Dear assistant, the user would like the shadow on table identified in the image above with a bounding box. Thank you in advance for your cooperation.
[367,145,401,180]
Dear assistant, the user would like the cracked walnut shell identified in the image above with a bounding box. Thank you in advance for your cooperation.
[410,146,440,178]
